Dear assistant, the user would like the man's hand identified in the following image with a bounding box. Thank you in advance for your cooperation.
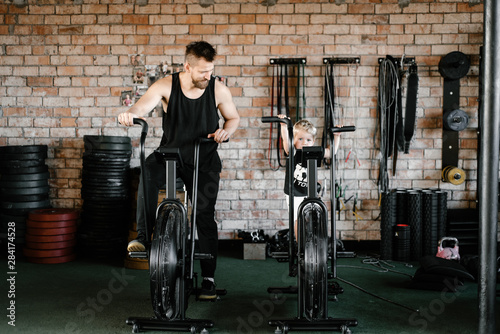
[118,112,140,127]
[207,129,230,143]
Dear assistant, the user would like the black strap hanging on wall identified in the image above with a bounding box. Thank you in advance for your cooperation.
[403,63,419,154]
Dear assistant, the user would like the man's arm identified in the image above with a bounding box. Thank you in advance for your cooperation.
[210,81,240,143]
[117,77,171,127]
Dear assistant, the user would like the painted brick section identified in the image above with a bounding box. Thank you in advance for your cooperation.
[0,0,487,241]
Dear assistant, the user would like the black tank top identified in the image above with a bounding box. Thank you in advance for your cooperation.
[160,72,221,172]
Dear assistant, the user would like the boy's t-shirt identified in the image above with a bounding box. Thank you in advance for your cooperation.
[284,150,320,197]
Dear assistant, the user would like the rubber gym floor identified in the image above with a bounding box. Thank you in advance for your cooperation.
[1,243,498,334]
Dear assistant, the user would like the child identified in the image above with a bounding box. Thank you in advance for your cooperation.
[278,114,341,239]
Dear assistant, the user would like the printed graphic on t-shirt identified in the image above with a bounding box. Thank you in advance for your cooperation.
[294,163,307,191]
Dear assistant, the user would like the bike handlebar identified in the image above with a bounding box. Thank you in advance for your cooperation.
[330,125,356,134]
[261,116,292,127]
[262,116,356,135]
[133,118,148,134]
[197,137,229,144]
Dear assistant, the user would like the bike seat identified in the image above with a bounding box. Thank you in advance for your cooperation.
[154,147,184,168]
[300,146,323,166]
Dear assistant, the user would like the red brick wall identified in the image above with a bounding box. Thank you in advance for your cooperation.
[0,0,485,241]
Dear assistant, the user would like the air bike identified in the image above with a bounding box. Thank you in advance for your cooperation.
[262,116,358,334]
[126,119,226,333]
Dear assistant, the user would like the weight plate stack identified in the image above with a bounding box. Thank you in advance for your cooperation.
[23,208,78,264]
[80,136,133,259]
[0,145,51,249]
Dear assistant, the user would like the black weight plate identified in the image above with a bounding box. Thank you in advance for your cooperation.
[0,172,50,181]
[83,161,130,168]
[83,135,131,145]
[81,180,129,187]
[83,154,130,162]
[82,173,129,180]
[83,164,130,171]
[438,51,470,80]
[81,190,129,197]
[0,159,45,169]
[0,145,48,154]
[0,179,49,189]
[82,174,129,181]
[0,165,49,175]
[81,195,129,202]
[0,193,49,202]
[1,199,51,210]
[1,151,48,161]
[84,142,132,151]
[82,164,130,172]
[0,186,50,196]
[83,159,130,167]
[81,191,129,198]
[84,152,132,160]
[83,151,132,159]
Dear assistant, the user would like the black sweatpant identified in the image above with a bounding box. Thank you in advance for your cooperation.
[136,152,220,278]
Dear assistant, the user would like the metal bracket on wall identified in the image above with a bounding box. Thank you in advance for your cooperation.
[377,56,416,67]
[323,57,360,65]
[269,58,307,65]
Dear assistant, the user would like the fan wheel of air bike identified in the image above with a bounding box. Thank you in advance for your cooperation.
[302,203,329,321]
[150,204,185,320]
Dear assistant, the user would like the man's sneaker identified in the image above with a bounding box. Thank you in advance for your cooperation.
[198,279,217,300]
[127,238,146,252]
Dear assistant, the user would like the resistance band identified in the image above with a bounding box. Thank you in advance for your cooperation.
[403,63,419,154]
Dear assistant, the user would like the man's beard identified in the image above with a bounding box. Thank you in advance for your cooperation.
[193,78,209,89]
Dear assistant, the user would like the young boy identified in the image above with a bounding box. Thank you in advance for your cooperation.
[278,114,341,238]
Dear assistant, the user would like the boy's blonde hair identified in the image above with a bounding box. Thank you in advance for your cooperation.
[293,119,317,138]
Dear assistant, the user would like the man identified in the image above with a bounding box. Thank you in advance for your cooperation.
[118,41,239,299]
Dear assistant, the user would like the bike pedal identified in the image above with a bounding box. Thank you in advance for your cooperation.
[128,251,148,259]
[194,253,213,260]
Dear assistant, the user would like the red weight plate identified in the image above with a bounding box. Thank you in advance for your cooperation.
[23,247,74,258]
[26,219,77,229]
[26,253,76,264]
[25,233,75,243]
[27,226,77,236]
[25,239,76,250]
[28,208,79,222]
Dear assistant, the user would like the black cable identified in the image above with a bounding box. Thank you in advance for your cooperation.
[335,276,420,314]
[377,58,399,194]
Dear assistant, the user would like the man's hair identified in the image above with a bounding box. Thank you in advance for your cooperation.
[293,119,317,138]
[185,41,217,63]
